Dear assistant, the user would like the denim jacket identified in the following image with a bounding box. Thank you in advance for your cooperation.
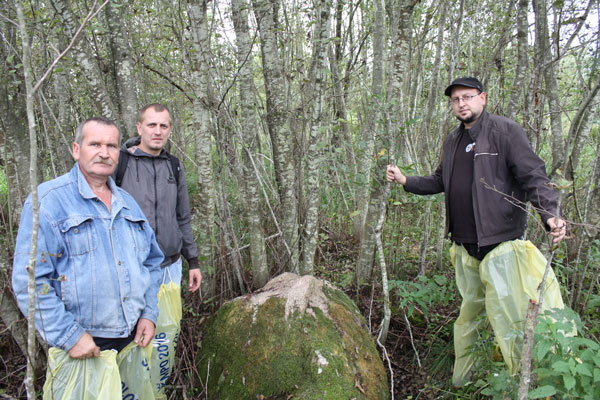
[12,164,164,351]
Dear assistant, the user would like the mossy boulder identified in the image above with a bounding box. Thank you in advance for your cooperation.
[197,273,389,400]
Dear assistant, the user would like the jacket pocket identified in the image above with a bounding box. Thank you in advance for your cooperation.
[59,216,97,256]
[123,215,150,256]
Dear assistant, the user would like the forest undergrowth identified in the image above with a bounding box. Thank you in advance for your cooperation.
[1,223,599,399]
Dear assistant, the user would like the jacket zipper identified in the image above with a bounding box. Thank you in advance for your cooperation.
[474,152,498,158]
[152,159,158,234]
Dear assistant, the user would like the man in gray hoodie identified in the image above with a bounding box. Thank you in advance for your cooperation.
[115,103,201,394]
[116,103,201,290]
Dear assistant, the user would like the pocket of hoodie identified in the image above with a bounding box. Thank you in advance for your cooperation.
[59,216,97,256]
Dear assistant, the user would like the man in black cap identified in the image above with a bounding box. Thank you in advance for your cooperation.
[386,77,568,385]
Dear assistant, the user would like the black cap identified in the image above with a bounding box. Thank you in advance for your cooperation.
[444,77,484,96]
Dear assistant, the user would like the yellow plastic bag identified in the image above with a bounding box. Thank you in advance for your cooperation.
[43,348,121,400]
[118,341,155,399]
[452,240,568,386]
[480,240,566,372]
[149,281,182,398]
[43,340,156,399]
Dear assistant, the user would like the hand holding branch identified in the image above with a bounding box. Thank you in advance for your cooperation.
[547,217,567,244]
[386,165,406,185]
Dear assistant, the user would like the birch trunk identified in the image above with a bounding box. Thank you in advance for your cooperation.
[389,0,416,164]
[16,3,40,397]
[507,0,529,120]
[0,17,30,217]
[532,0,564,173]
[447,0,464,81]
[188,0,216,294]
[419,1,445,172]
[355,0,385,283]
[105,0,139,138]
[301,0,330,275]
[252,0,299,272]
[563,77,600,180]
[329,0,356,181]
[231,0,269,288]
[50,0,118,119]
[353,0,386,240]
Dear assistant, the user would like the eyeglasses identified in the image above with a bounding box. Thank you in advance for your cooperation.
[450,93,481,105]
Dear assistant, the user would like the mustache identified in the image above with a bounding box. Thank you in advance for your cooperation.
[93,158,114,166]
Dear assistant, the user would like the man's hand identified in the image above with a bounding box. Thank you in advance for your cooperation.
[188,268,202,292]
[134,318,155,347]
[386,165,407,185]
[547,217,567,244]
[68,332,100,359]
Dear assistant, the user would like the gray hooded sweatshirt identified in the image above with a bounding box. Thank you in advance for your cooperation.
[115,137,199,269]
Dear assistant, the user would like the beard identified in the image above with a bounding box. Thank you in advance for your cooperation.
[456,109,481,125]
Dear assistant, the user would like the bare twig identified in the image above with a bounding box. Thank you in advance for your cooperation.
[481,178,598,234]
[518,184,563,398]
[376,332,395,400]
[402,309,421,368]
[33,0,110,93]
[205,358,210,400]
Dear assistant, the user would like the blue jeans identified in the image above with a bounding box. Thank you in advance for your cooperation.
[162,257,182,286]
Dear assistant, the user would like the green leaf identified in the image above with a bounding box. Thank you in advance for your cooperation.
[528,385,556,398]
[563,374,576,390]
[576,363,593,377]
[349,210,361,217]
[594,368,600,383]
[552,360,570,374]
[433,274,447,285]
[537,340,552,361]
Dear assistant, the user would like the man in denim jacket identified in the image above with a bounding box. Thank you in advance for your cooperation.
[12,117,163,359]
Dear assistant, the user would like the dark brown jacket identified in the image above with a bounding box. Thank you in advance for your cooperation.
[404,110,558,246]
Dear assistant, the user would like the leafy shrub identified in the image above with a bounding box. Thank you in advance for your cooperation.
[389,274,454,320]
[469,308,600,399]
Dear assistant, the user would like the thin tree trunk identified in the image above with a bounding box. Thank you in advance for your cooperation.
[418,202,432,276]
[419,0,445,172]
[532,0,564,173]
[105,0,139,138]
[507,0,530,120]
[16,3,40,397]
[252,0,299,272]
[447,0,464,80]
[355,0,385,283]
[302,0,330,275]
[50,0,118,119]
[0,17,31,218]
[231,0,269,289]
[188,0,216,295]
[329,0,356,181]
[563,77,600,180]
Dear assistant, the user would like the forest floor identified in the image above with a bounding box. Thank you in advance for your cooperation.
[0,233,463,399]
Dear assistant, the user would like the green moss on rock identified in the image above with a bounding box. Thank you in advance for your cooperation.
[197,273,389,400]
